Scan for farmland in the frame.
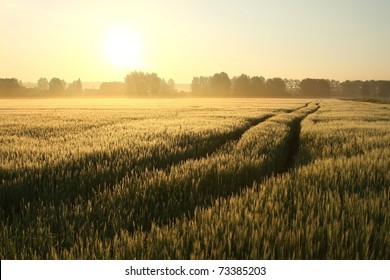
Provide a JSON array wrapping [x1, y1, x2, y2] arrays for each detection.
[[0, 98, 389, 259]]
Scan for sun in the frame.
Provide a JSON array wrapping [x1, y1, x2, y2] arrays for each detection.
[[104, 26, 142, 68]]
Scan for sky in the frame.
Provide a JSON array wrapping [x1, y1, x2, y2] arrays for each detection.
[[1, 0, 390, 84]]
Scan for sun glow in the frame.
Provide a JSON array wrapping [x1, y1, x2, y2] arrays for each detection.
[[104, 26, 143, 68]]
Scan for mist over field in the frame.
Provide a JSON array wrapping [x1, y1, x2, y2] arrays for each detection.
[[2, 72, 390, 99], [1, 0, 389, 261]]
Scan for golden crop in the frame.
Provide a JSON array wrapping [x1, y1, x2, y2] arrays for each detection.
[[0, 98, 388, 259]]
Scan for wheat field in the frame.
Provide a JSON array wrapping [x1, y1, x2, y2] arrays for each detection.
[[0, 98, 388, 259]]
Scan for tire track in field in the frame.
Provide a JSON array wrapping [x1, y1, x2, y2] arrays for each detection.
[[0, 102, 320, 256], [284, 102, 320, 171], [70, 102, 320, 238], [153, 102, 321, 229], [0, 108, 283, 215]]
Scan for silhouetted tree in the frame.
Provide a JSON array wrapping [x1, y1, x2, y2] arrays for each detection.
[[99, 82, 125, 96], [341, 80, 362, 96], [329, 79, 342, 96], [49, 78, 66, 94], [378, 80, 390, 98], [159, 79, 176, 96], [210, 72, 231, 96], [361, 81, 370, 97], [159, 79, 169, 96], [191, 77, 201, 94], [125, 71, 147, 96], [284, 79, 301, 96], [147, 73, 161, 96], [191, 76, 211, 96], [167, 79, 175, 93], [37, 77, 49, 91], [124, 71, 170, 97], [250, 76, 266, 96], [300, 79, 331, 97], [368, 80, 379, 97], [266, 78, 286, 96], [67, 79, 83, 94], [0, 78, 23, 96], [232, 74, 251, 96]]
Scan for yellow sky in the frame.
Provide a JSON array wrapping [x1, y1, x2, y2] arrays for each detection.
[[1, 0, 389, 83]]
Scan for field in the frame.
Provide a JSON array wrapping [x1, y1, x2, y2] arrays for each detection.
[[0, 98, 389, 259]]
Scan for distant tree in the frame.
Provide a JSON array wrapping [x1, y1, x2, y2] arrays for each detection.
[[159, 79, 169, 96], [147, 73, 161, 96], [378, 80, 390, 98], [210, 72, 231, 96], [318, 79, 331, 97], [329, 79, 342, 96], [368, 80, 379, 97], [191, 76, 211, 96], [99, 82, 126, 96], [191, 77, 200, 94], [361, 81, 370, 97], [250, 76, 266, 96], [341, 80, 362, 97], [159, 79, 177, 96], [67, 79, 83, 94], [37, 77, 49, 91], [300, 79, 331, 97], [49, 78, 66, 94], [124, 71, 168, 97], [284, 79, 301, 96], [125, 71, 147, 96], [0, 78, 24, 96], [266, 78, 286, 96], [232, 74, 251, 96], [167, 79, 175, 94]]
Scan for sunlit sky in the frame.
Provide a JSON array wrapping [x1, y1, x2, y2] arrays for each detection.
[[1, 0, 389, 83]]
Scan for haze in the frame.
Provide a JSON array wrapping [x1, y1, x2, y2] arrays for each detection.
[[1, 0, 389, 83]]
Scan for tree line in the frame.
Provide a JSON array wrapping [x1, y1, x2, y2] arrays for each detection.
[[192, 73, 288, 97], [0, 77, 82, 97], [191, 72, 390, 98], [0, 72, 177, 98], [100, 72, 176, 97], [1, 72, 389, 98]]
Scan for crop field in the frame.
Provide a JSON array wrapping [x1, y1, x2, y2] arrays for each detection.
[[0, 98, 389, 259]]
